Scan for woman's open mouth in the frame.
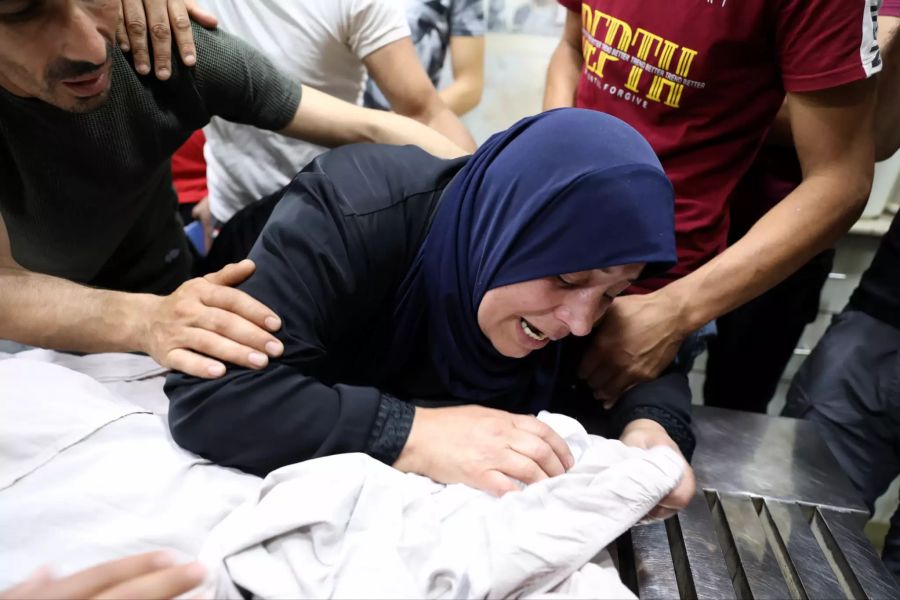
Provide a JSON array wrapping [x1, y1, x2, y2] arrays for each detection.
[[520, 318, 547, 342]]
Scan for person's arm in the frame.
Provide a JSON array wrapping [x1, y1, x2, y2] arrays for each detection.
[[580, 78, 877, 400], [117, 0, 466, 157], [876, 14, 900, 160], [768, 15, 900, 155], [363, 37, 476, 151], [280, 85, 467, 159], [439, 36, 485, 116], [0, 212, 283, 378], [177, 23, 467, 161], [543, 9, 582, 110]]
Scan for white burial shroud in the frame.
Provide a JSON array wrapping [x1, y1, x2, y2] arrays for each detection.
[[0, 354, 683, 599], [198, 412, 684, 599]]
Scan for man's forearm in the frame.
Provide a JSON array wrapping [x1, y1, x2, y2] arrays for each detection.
[[0, 267, 149, 353], [366, 108, 470, 158], [543, 41, 581, 110], [408, 100, 477, 151], [664, 75, 876, 333], [285, 86, 467, 159], [661, 173, 870, 333], [439, 78, 482, 117]]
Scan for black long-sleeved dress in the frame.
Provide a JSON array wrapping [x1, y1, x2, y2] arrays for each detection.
[[166, 144, 694, 476]]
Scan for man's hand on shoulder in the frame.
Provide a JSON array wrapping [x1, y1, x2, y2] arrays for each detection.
[[116, 0, 218, 80], [137, 260, 285, 378]]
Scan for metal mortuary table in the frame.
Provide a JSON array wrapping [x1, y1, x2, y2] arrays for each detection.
[[613, 406, 899, 599]]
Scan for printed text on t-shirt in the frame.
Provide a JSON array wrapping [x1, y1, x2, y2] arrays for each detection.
[[580, 6, 706, 109]]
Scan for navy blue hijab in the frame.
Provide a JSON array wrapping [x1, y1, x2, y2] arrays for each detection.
[[388, 108, 675, 410]]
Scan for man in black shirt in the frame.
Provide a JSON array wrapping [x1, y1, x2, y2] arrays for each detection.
[[0, 0, 463, 379], [784, 211, 900, 576], [781, 12, 900, 578]]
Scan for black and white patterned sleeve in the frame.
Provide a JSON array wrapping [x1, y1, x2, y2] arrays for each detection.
[[450, 0, 486, 37]]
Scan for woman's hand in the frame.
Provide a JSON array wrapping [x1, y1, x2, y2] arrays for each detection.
[[619, 418, 696, 519], [0, 551, 205, 600], [393, 405, 575, 496]]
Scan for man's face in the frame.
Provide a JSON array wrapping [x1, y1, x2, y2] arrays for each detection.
[[0, 0, 118, 112]]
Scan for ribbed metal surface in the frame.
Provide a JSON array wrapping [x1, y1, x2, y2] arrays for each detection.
[[619, 492, 898, 599], [613, 407, 899, 598]]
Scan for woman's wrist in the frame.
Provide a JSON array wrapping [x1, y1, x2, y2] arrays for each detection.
[[393, 406, 429, 474], [619, 418, 679, 453]]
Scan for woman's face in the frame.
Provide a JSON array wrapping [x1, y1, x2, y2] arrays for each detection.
[[476, 264, 644, 358]]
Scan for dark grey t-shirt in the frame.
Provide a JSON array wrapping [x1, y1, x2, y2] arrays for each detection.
[[0, 23, 301, 294]]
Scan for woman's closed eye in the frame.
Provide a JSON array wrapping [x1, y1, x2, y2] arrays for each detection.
[[556, 274, 576, 289]]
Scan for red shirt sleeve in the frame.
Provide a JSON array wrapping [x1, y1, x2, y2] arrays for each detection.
[[557, 0, 581, 13], [171, 130, 208, 205], [882, 0, 900, 18], [776, 0, 881, 92]]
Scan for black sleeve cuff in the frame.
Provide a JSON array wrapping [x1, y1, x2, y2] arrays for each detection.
[[617, 405, 696, 461], [364, 394, 415, 465]]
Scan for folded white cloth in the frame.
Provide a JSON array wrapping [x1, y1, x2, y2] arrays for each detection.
[[0, 349, 169, 413], [199, 412, 684, 599]]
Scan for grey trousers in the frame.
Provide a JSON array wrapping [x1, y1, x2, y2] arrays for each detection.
[[783, 309, 900, 578]]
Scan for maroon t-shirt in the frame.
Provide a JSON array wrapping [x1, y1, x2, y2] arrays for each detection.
[[559, 0, 882, 292], [732, 0, 900, 234]]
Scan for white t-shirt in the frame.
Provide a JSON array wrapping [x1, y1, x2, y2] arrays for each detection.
[[201, 0, 410, 222]]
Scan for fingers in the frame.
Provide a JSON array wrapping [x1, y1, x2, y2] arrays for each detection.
[[583, 362, 612, 395], [506, 429, 567, 478], [659, 465, 696, 512], [190, 197, 208, 221], [167, 0, 197, 68], [0, 566, 53, 600], [478, 470, 521, 497], [512, 414, 575, 470], [43, 551, 178, 599], [596, 371, 630, 408], [576, 337, 617, 400], [497, 450, 552, 487], [121, 0, 152, 76], [646, 505, 678, 520], [116, 8, 131, 52], [165, 348, 226, 379], [93, 562, 206, 600], [203, 259, 255, 287], [576, 337, 604, 380], [170, 323, 275, 371], [184, 0, 219, 28], [121, 0, 176, 79], [644, 457, 696, 521], [144, 0, 174, 80], [197, 305, 281, 356], [200, 266, 283, 334]]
